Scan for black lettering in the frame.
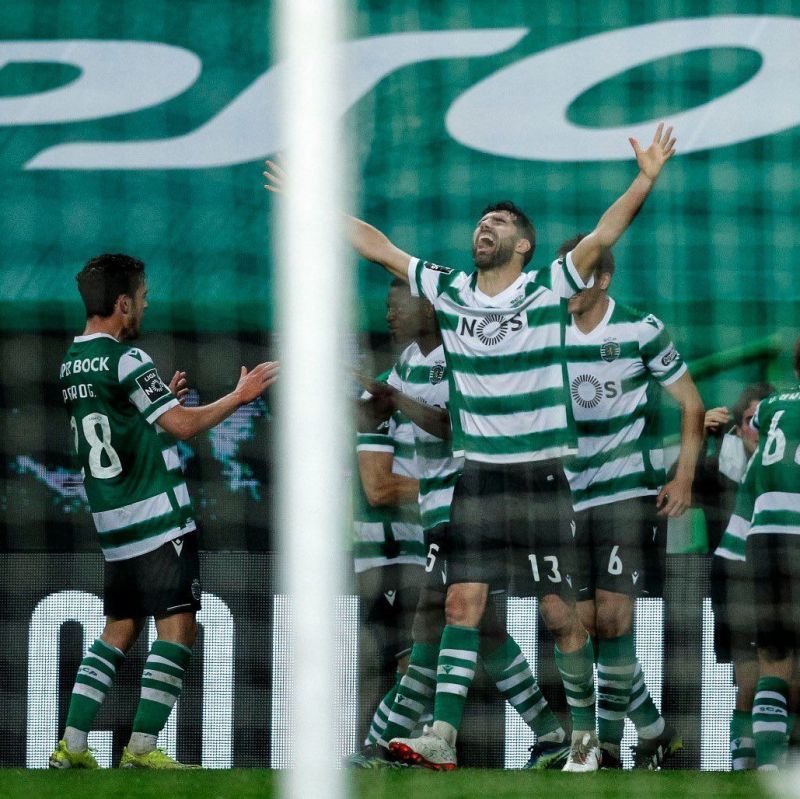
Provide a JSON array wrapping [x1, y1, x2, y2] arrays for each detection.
[[509, 313, 524, 331], [459, 317, 477, 337], [604, 381, 619, 398]]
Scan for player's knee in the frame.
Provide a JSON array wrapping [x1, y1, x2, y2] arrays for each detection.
[[445, 584, 484, 627], [595, 592, 633, 639], [539, 594, 580, 640]]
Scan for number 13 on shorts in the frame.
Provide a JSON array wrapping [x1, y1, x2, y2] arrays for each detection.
[[528, 553, 562, 583]]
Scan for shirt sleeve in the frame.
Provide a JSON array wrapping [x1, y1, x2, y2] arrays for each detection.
[[533, 251, 595, 299], [639, 314, 687, 386], [117, 348, 179, 425], [408, 256, 460, 302]]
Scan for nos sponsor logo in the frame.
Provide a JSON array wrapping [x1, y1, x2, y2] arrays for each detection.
[[459, 313, 523, 346], [135, 369, 169, 402]]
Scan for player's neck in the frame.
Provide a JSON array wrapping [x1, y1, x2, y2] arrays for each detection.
[[572, 295, 609, 334], [417, 330, 442, 357], [475, 261, 521, 297], [83, 315, 124, 341]]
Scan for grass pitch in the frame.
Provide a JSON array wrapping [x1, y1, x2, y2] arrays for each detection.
[[0, 768, 776, 799]]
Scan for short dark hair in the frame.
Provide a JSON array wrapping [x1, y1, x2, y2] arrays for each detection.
[[481, 201, 536, 266], [732, 382, 774, 427], [557, 233, 615, 279], [76, 253, 145, 318]]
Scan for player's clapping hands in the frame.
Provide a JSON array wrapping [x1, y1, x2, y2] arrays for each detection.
[[168, 370, 190, 405]]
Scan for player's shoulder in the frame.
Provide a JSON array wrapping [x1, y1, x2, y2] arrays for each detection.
[[117, 345, 155, 382], [613, 302, 662, 328]]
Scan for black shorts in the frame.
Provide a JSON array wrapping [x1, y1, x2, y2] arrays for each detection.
[[104, 533, 201, 619], [573, 496, 666, 600], [710, 554, 757, 664], [356, 562, 423, 663], [748, 533, 800, 658], [447, 459, 576, 599]]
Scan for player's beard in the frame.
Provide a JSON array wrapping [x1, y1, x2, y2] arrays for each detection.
[[472, 236, 516, 271]]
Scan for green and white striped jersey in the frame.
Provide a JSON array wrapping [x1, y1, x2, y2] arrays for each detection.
[[387, 343, 463, 531], [715, 453, 756, 562], [747, 386, 800, 539], [408, 252, 590, 464], [563, 300, 686, 511], [59, 333, 195, 561], [353, 373, 424, 573]]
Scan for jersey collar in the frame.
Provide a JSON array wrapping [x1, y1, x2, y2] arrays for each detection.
[[73, 332, 119, 343], [569, 297, 615, 341]]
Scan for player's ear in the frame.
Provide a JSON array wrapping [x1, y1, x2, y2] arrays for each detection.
[[117, 294, 131, 314], [515, 237, 532, 258]]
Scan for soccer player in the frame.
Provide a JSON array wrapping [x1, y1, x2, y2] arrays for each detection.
[[352, 281, 426, 754], [49, 254, 278, 769], [706, 384, 773, 769], [362, 284, 570, 770], [746, 341, 800, 770], [267, 121, 678, 771], [560, 236, 704, 768]]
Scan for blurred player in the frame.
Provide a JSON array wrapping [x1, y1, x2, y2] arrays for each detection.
[[363, 284, 570, 770], [560, 236, 704, 768], [351, 282, 425, 757], [705, 384, 773, 769], [50, 254, 278, 769], [746, 341, 800, 770], [267, 122, 678, 771]]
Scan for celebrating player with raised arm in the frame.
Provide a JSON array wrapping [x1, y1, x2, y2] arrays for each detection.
[[265, 122, 676, 772], [50, 254, 278, 770]]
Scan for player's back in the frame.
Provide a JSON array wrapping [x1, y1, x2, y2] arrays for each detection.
[[60, 332, 194, 561], [752, 385, 800, 501]]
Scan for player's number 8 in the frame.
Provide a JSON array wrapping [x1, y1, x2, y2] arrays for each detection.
[[71, 413, 123, 479]]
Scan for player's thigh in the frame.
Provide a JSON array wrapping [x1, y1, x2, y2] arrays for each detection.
[[711, 555, 757, 666]]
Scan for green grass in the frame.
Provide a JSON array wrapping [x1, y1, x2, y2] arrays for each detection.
[[0, 769, 777, 799]]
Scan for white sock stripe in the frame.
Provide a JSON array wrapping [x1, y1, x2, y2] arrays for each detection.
[[387, 708, 419, 726], [732, 757, 757, 770], [402, 676, 435, 696], [409, 665, 437, 679], [437, 683, 469, 697], [78, 665, 113, 687], [143, 669, 183, 689], [755, 691, 789, 704], [439, 647, 478, 664], [394, 696, 427, 715], [734, 737, 755, 747], [495, 669, 532, 693], [753, 721, 787, 734], [598, 708, 627, 721], [140, 686, 179, 708], [146, 654, 185, 671], [632, 663, 643, 678], [437, 664, 475, 681], [627, 691, 648, 713], [504, 653, 526, 670], [521, 696, 548, 723], [637, 717, 666, 739], [87, 653, 116, 673], [566, 695, 596, 707], [630, 675, 645, 692], [507, 683, 539, 708], [562, 680, 592, 694], [72, 682, 106, 703], [597, 663, 636, 676]]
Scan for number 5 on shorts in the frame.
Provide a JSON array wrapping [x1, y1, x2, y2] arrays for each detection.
[[426, 543, 440, 573]]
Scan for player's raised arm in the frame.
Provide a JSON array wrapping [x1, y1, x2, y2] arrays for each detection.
[[158, 362, 279, 440], [571, 123, 676, 281], [264, 159, 411, 280]]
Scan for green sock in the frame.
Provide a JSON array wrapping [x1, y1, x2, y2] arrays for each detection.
[[555, 635, 595, 734], [628, 660, 665, 739], [365, 672, 402, 746], [753, 676, 789, 770], [381, 643, 438, 743], [597, 635, 636, 748], [483, 635, 564, 741], [131, 640, 192, 741], [64, 638, 125, 750], [731, 708, 755, 770], [433, 625, 479, 732]]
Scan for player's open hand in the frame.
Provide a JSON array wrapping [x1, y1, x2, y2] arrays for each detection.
[[234, 362, 280, 405], [656, 474, 692, 518], [168, 370, 190, 405], [263, 159, 285, 195], [629, 123, 676, 181]]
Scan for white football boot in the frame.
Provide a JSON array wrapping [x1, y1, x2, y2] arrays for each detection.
[[562, 732, 602, 772], [389, 725, 457, 771]]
